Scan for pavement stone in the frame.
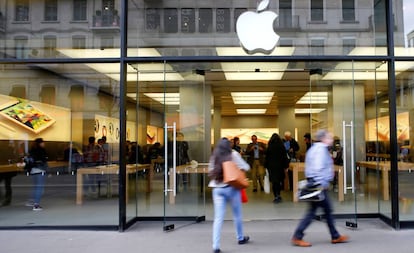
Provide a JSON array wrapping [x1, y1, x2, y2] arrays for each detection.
[[0, 219, 413, 253]]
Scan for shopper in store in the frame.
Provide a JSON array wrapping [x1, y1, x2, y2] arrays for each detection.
[[176, 132, 190, 166], [304, 132, 312, 152], [208, 138, 250, 253], [291, 130, 349, 247], [246, 135, 266, 192], [27, 138, 48, 211], [265, 133, 289, 203], [283, 131, 300, 190], [231, 137, 243, 154], [82, 136, 101, 195], [176, 132, 190, 190]]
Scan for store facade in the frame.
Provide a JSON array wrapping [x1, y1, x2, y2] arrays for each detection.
[[0, 0, 414, 231]]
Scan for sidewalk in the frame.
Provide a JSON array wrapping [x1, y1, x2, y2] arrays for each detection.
[[1, 219, 413, 253]]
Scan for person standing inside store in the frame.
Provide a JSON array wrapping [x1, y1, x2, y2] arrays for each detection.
[[208, 138, 250, 253], [232, 137, 243, 154], [28, 138, 48, 211], [291, 130, 349, 247], [176, 132, 190, 190], [246, 135, 266, 192], [304, 132, 312, 152], [283, 131, 300, 190], [176, 132, 190, 165], [265, 133, 289, 203], [283, 131, 300, 161]]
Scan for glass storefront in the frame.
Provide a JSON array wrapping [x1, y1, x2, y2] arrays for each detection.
[[0, 0, 413, 230]]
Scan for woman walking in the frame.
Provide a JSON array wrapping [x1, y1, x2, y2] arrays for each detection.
[[265, 133, 289, 203], [208, 138, 250, 253]]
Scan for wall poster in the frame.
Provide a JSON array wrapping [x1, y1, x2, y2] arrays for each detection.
[[221, 128, 278, 144]]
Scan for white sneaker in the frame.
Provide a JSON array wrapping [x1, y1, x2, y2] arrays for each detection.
[[32, 204, 43, 211]]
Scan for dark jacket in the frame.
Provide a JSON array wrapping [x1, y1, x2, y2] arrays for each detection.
[[29, 146, 48, 170], [283, 138, 300, 161], [265, 135, 289, 182]]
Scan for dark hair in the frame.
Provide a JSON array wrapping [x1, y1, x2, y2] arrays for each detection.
[[35, 138, 44, 144], [88, 136, 95, 144], [268, 133, 282, 146], [233, 137, 240, 146], [209, 138, 232, 182]]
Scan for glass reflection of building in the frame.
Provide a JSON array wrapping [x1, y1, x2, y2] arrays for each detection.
[[0, 0, 413, 231]]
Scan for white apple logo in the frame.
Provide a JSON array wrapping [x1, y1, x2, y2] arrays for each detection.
[[236, 0, 280, 54]]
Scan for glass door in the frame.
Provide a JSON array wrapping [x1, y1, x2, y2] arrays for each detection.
[[162, 62, 208, 230], [309, 61, 382, 227], [126, 62, 207, 230]]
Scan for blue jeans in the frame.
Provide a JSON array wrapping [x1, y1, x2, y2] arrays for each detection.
[[212, 186, 244, 250], [32, 173, 46, 205], [293, 190, 340, 240]]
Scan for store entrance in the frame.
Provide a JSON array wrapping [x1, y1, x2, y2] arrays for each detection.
[[127, 60, 386, 226]]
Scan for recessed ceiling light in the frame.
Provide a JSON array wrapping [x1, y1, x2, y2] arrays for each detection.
[[296, 92, 328, 104], [295, 108, 326, 114], [141, 93, 180, 105], [236, 109, 267, 114], [231, 92, 274, 104]]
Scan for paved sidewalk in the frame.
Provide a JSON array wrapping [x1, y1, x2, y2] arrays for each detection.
[[1, 219, 414, 253]]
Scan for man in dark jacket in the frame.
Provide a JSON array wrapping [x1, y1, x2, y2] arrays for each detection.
[[246, 135, 266, 192]]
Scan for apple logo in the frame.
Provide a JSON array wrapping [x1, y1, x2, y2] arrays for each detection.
[[236, 0, 280, 54]]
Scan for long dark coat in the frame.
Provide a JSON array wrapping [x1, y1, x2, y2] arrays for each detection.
[[265, 138, 289, 182]]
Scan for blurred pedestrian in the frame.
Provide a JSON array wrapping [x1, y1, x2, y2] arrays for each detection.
[[291, 130, 349, 247]]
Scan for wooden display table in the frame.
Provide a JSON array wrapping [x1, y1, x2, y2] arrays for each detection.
[[289, 162, 344, 202], [356, 161, 414, 201], [0, 161, 68, 174], [168, 163, 209, 204], [76, 163, 151, 205]]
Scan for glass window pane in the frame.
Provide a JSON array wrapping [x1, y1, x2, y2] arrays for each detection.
[[73, 0, 87, 21], [0, 63, 120, 226], [126, 0, 388, 57], [72, 36, 86, 49], [342, 0, 355, 21], [342, 38, 356, 55], [164, 8, 178, 33], [279, 0, 293, 28], [310, 39, 324, 55], [44, 0, 58, 21], [14, 37, 29, 59], [234, 8, 246, 31], [44, 36, 57, 57], [145, 8, 160, 31], [311, 0, 323, 21], [181, 8, 195, 33], [15, 0, 29, 21], [216, 8, 230, 33], [199, 8, 212, 33]]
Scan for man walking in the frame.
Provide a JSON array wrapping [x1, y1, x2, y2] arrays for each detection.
[[291, 129, 349, 247]]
